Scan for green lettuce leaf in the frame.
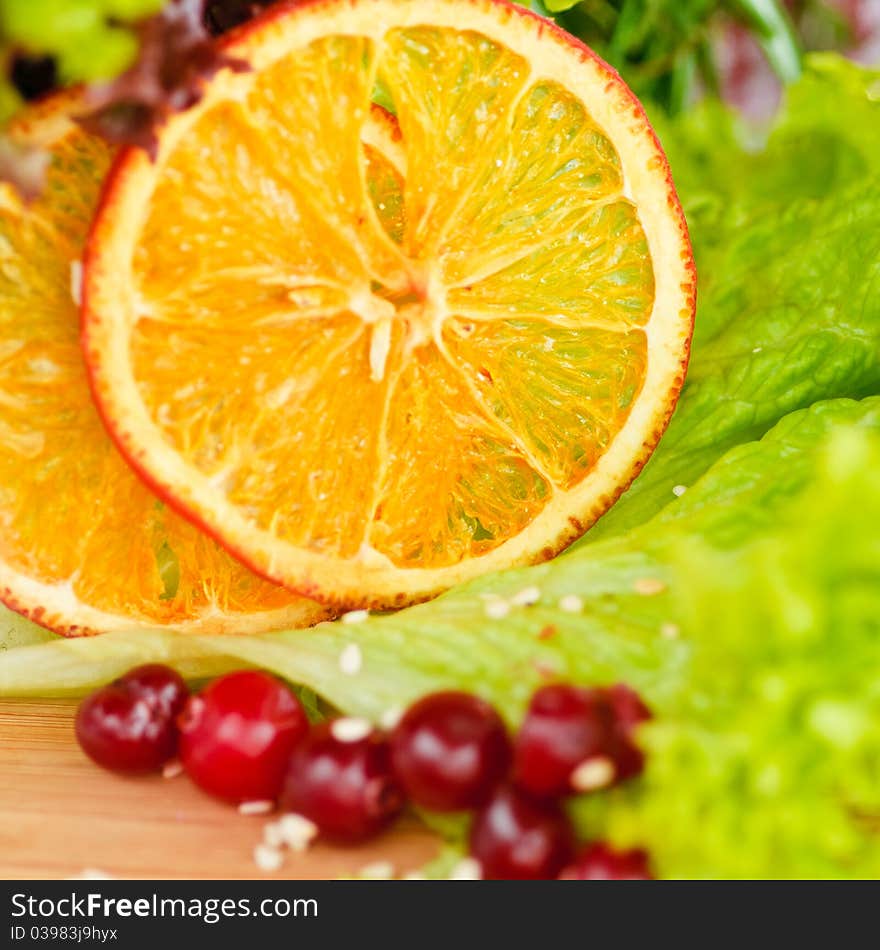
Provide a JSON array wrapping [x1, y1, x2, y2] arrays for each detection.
[[581, 57, 880, 543], [576, 425, 880, 878]]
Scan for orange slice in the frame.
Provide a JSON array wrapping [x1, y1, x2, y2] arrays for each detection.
[[0, 95, 403, 635], [84, 0, 695, 609]]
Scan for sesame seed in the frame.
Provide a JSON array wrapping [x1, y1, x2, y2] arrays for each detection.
[[661, 622, 680, 640], [263, 821, 285, 849], [239, 799, 274, 817], [558, 594, 583, 613], [161, 759, 183, 779], [339, 642, 363, 675], [277, 813, 319, 852], [69, 260, 83, 307], [752, 346, 763, 353], [331, 716, 373, 743], [448, 857, 482, 880], [570, 756, 616, 792], [341, 609, 369, 625], [484, 598, 510, 619], [672, 484, 687, 497], [634, 577, 667, 596], [360, 860, 395, 880], [254, 843, 284, 873], [379, 705, 404, 730], [511, 585, 541, 607]]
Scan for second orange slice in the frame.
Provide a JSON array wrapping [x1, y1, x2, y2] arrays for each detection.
[[0, 96, 402, 634]]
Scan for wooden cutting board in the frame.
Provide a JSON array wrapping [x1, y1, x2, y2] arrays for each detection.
[[0, 699, 439, 880]]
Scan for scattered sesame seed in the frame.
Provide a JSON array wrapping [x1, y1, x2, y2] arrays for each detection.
[[661, 622, 681, 640], [380, 705, 404, 730], [341, 609, 369, 625], [263, 821, 285, 849], [331, 716, 373, 743], [238, 799, 274, 817], [484, 598, 511, 619], [254, 843, 284, 873], [558, 594, 583, 613], [752, 346, 763, 353], [277, 813, 319, 852], [634, 577, 667, 596], [69, 260, 83, 307], [339, 642, 363, 675], [570, 756, 616, 792], [161, 759, 183, 779], [448, 857, 482, 880], [360, 860, 395, 880], [672, 484, 687, 497], [511, 585, 541, 607]]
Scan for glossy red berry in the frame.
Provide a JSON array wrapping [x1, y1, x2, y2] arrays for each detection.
[[75, 664, 188, 773], [608, 683, 652, 732], [389, 691, 510, 811], [512, 683, 650, 798], [280, 720, 404, 842], [178, 670, 308, 803], [118, 663, 189, 718], [470, 784, 574, 880], [559, 842, 654, 880], [607, 683, 652, 782]]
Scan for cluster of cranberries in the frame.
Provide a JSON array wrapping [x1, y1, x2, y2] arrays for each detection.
[[75, 666, 653, 880]]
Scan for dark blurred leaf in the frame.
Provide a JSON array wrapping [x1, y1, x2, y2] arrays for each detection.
[[77, 0, 248, 156]]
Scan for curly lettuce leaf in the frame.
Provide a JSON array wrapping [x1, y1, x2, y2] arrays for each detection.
[[582, 57, 880, 543], [576, 426, 880, 878]]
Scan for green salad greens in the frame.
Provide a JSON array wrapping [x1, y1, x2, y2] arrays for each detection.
[[2, 54, 880, 878], [0, 0, 163, 116]]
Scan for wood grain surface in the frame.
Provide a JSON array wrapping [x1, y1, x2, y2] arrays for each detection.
[[0, 700, 439, 880]]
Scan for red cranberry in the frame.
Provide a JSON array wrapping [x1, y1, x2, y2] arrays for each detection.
[[178, 670, 308, 803], [280, 720, 404, 842], [608, 683, 652, 731], [75, 664, 188, 773], [389, 691, 510, 811], [512, 683, 650, 798], [559, 842, 654, 880], [470, 784, 574, 880], [118, 663, 189, 718], [607, 683, 651, 781]]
